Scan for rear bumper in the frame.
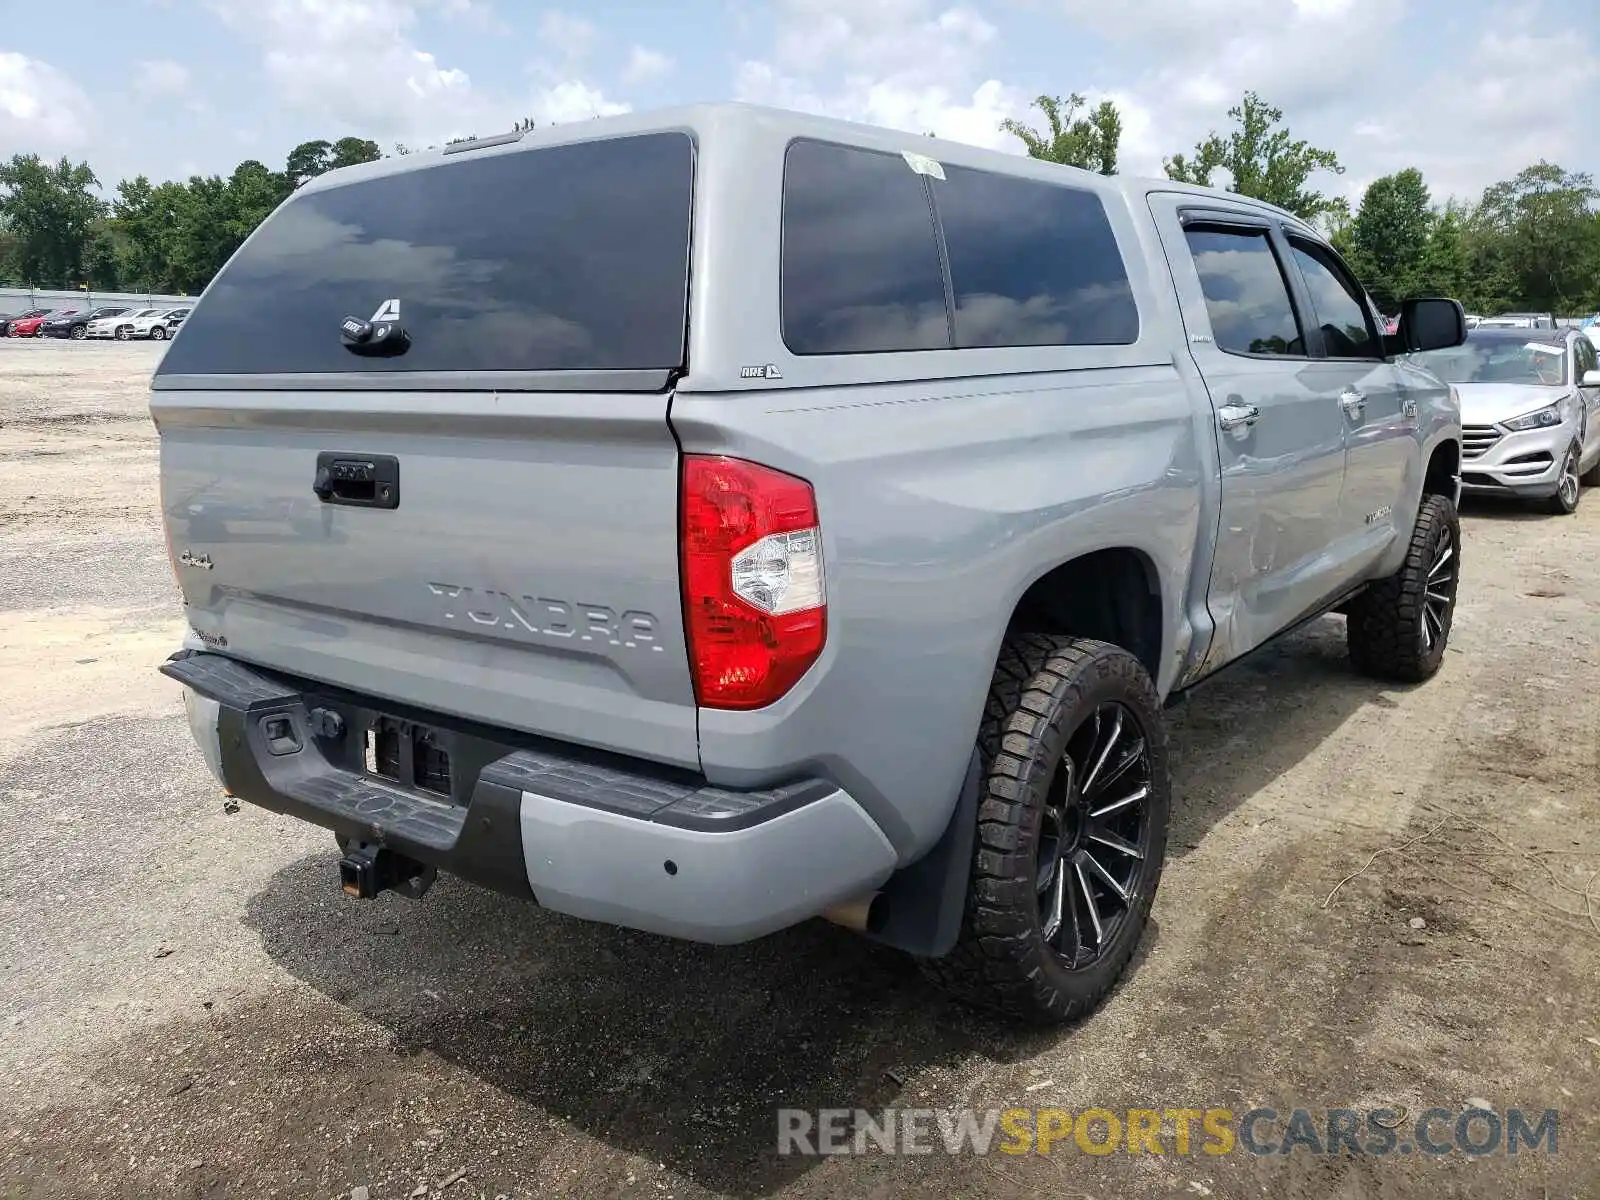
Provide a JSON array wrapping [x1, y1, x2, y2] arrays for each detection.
[[163, 649, 896, 943]]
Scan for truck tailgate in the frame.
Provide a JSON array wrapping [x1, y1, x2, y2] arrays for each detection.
[[152, 388, 698, 767]]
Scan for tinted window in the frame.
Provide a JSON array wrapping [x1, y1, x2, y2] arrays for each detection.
[[1184, 227, 1305, 356], [934, 166, 1137, 347], [781, 140, 950, 355], [158, 132, 694, 377], [1288, 240, 1380, 359], [1576, 335, 1596, 379]]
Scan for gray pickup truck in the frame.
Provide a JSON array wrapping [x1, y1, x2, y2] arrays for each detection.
[[152, 104, 1468, 1024]]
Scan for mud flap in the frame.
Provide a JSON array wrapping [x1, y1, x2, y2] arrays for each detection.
[[862, 747, 982, 958]]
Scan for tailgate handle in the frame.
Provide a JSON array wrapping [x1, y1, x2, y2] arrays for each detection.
[[313, 452, 400, 509]]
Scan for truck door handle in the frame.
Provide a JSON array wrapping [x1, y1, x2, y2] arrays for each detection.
[[1340, 389, 1366, 416], [1217, 403, 1260, 431], [313, 451, 400, 509]]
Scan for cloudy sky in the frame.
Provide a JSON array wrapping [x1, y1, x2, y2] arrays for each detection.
[[2, 0, 1595, 208]]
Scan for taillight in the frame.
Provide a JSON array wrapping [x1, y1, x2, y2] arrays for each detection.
[[681, 455, 827, 710]]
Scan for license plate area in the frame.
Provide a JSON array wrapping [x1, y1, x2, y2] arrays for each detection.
[[364, 716, 453, 798]]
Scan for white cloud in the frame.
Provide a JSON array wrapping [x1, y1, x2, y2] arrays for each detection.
[[1386, 28, 1600, 202], [424, 0, 506, 30], [206, 0, 482, 141], [0, 52, 96, 157], [623, 46, 672, 85], [206, 0, 627, 147], [736, 0, 1027, 150], [135, 59, 190, 96], [528, 80, 629, 124], [1057, 0, 1597, 200], [537, 11, 597, 62]]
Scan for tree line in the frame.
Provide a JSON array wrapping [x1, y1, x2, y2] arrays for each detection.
[[2, 93, 1596, 317], [1001, 90, 1600, 317]]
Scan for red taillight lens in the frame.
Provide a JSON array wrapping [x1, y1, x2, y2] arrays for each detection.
[[681, 455, 827, 710]]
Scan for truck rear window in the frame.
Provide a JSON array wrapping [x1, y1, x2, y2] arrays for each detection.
[[156, 131, 694, 379]]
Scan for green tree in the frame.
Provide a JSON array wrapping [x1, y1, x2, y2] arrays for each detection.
[[83, 220, 124, 290], [1346, 168, 1434, 308], [1000, 94, 1121, 174], [0, 154, 108, 287], [330, 137, 382, 170], [1471, 162, 1600, 314], [1163, 91, 1345, 223], [224, 159, 290, 241], [1413, 206, 1469, 304], [166, 174, 234, 291], [284, 139, 334, 188]]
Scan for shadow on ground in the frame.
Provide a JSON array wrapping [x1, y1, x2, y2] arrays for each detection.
[[244, 618, 1392, 1197], [1457, 494, 1558, 522]]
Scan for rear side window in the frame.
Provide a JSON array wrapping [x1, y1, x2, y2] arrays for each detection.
[[933, 166, 1138, 348], [1184, 226, 1305, 357], [781, 140, 950, 355], [1287, 239, 1380, 359], [157, 132, 694, 377]]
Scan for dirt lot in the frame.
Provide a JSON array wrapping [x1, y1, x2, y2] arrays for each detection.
[[0, 338, 1596, 1200]]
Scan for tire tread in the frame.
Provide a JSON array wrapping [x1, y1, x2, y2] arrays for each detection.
[[920, 633, 1168, 1024], [1346, 493, 1459, 683]]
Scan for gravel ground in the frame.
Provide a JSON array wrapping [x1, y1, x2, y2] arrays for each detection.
[[1, 338, 1597, 1200]]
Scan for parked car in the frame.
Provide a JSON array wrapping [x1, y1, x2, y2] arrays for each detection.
[[109, 307, 189, 340], [148, 307, 190, 340], [8, 310, 70, 337], [151, 104, 1468, 1025], [86, 308, 157, 339], [0, 308, 49, 337], [41, 306, 128, 339], [1411, 325, 1600, 513], [1476, 312, 1557, 330]]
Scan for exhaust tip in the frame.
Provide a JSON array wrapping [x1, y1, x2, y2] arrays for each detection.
[[822, 891, 887, 937]]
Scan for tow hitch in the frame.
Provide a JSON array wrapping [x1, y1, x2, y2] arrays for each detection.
[[338, 840, 437, 900]]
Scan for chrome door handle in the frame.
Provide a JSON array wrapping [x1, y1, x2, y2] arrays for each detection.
[[1340, 389, 1366, 416], [1217, 403, 1260, 431]]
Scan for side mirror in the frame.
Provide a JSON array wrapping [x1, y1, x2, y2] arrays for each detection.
[[1583, 369, 1600, 387], [1394, 297, 1468, 353]]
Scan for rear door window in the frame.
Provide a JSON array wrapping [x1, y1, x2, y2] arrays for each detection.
[[932, 166, 1138, 348], [157, 131, 695, 378], [1286, 238, 1382, 359], [781, 140, 951, 355], [1183, 226, 1306, 357]]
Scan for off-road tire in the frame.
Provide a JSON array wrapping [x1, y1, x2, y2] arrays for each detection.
[[920, 634, 1170, 1025], [1347, 493, 1460, 683]]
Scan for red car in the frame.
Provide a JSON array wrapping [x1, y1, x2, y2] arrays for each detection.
[[9, 310, 72, 337]]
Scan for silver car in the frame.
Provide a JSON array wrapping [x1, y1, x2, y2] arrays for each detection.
[[1412, 326, 1600, 513]]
